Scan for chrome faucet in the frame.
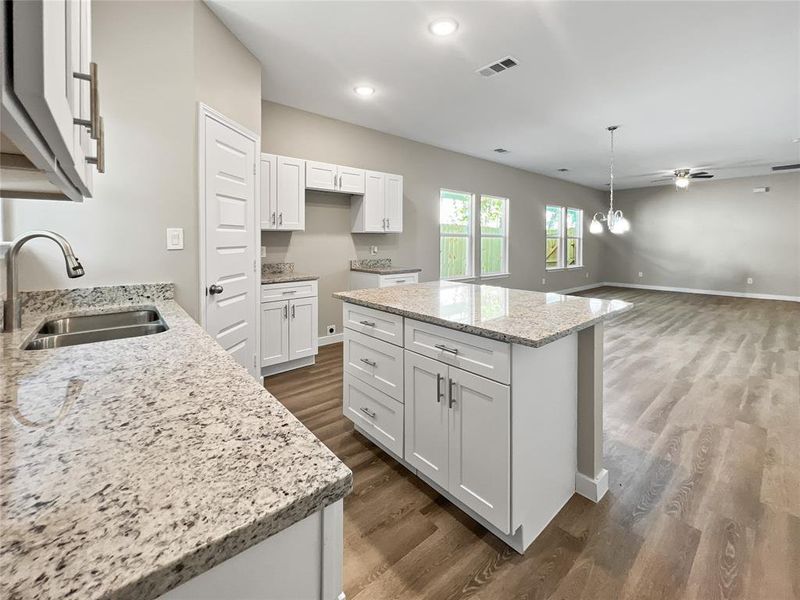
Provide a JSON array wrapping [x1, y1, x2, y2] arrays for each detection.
[[3, 231, 85, 332]]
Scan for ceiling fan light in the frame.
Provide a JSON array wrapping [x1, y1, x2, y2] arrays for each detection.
[[675, 176, 690, 189], [589, 217, 604, 234], [619, 217, 631, 232]]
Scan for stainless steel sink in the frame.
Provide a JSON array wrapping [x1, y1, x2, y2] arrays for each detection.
[[24, 309, 168, 350]]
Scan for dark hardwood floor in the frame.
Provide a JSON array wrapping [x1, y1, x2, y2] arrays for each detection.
[[265, 287, 800, 600]]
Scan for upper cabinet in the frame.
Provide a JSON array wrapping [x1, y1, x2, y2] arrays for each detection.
[[306, 161, 365, 195], [1, 0, 104, 202], [261, 154, 305, 231], [352, 171, 404, 233], [261, 153, 402, 233]]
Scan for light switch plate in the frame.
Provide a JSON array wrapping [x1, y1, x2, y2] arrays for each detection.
[[166, 228, 184, 250]]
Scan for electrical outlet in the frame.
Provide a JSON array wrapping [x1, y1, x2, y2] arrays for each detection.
[[370, 245, 378, 255], [747, 277, 753, 285], [585, 272, 590, 279], [260, 246, 266, 258], [327, 325, 336, 335], [166, 228, 184, 250], [638, 271, 643, 278], [541, 277, 546, 285]]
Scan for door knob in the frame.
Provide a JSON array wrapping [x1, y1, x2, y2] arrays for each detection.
[[208, 284, 224, 295]]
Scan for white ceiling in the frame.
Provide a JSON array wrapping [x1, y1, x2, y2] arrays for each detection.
[[206, 1, 800, 190]]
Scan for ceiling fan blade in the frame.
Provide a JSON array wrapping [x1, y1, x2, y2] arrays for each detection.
[[690, 174, 714, 179]]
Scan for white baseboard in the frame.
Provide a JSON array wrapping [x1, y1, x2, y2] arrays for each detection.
[[575, 469, 609, 502], [556, 282, 606, 294], [603, 281, 800, 303], [319, 333, 343, 346]]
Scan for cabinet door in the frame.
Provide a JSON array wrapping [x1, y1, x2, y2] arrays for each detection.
[[338, 166, 365, 194], [13, 0, 87, 193], [260, 154, 277, 229], [384, 173, 403, 232], [448, 366, 510, 533], [289, 296, 318, 360], [363, 171, 386, 232], [261, 301, 289, 367], [305, 160, 337, 191], [276, 156, 305, 230], [404, 351, 449, 488]]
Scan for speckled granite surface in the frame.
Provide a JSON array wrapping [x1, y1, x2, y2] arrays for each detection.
[[334, 280, 633, 348], [1, 284, 351, 600], [350, 258, 421, 275], [261, 262, 318, 284]]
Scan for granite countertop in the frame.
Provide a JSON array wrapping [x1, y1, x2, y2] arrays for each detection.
[[333, 280, 633, 348], [0, 284, 352, 600], [349, 258, 421, 275], [262, 272, 319, 284]]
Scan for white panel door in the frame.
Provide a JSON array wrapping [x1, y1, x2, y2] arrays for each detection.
[[363, 171, 386, 232], [338, 166, 365, 194], [289, 296, 318, 360], [203, 115, 258, 376], [448, 366, 510, 532], [261, 301, 289, 367], [404, 351, 449, 488], [305, 160, 337, 191], [384, 173, 403, 232], [277, 156, 305, 230], [260, 153, 277, 229]]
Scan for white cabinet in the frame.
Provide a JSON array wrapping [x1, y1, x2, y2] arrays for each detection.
[[349, 270, 419, 291], [288, 296, 318, 360], [344, 329, 404, 401], [351, 171, 403, 233], [261, 282, 318, 374], [404, 351, 510, 532], [2, 0, 101, 201], [261, 300, 289, 367], [306, 161, 365, 195], [261, 154, 305, 231]]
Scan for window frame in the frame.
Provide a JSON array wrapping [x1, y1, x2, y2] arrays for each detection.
[[479, 194, 510, 278], [545, 205, 584, 271], [439, 188, 475, 280]]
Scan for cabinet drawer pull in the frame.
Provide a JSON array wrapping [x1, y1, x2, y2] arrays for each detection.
[[283, 290, 297, 294], [360, 357, 377, 367], [436, 373, 444, 403], [359, 407, 377, 419], [448, 378, 457, 408], [359, 320, 376, 327], [435, 343, 459, 355]]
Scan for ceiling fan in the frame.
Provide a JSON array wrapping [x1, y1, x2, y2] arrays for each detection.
[[652, 168, 715, 189]]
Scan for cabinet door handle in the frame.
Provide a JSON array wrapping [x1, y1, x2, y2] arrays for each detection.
[[338, 174, 342, 189], [448, 378, 456, 408], [435, 343, 459, 355], [359, 320, 376, 327], [386, 218, 390, 230], [360, 407, 377, 419], [291, 304, 296, 318], [86, 116, 105, 173], [283, 305, 288, 319], [73, 62, 99, 138], [360, 357, 377, 367], [271, 212, 276, 225], [279, 213, 283, 226], [436, 373, 444, 403]]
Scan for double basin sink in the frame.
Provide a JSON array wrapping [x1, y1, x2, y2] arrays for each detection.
[[24, 308, 168, 350]]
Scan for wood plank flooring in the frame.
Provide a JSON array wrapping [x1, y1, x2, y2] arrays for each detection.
[[265, 287, 800, 600]]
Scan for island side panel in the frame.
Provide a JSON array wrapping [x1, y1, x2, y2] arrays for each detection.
[[576, 322, 609, 501]]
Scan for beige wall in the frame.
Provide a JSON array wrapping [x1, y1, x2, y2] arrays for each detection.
[[261, 101, 608, 338], [2, 0, 260, 320], [603, 172, 800, 298]]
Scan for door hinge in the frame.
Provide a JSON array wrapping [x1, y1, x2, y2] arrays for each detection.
[[253, 354, 257, 368]]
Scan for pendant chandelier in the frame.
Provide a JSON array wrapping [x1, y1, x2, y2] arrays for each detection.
[[590, 125, 630, 235]]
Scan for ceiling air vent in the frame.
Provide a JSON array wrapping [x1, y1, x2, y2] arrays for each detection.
[[772, 163, 800, 172], [477, 56, 519, 78], [494, 148, 509, 154]]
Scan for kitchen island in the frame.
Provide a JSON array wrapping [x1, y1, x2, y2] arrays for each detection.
[[333, 280, 631, 553], [1, 284, 351, 600]]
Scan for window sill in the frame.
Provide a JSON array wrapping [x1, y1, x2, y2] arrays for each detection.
[[479, 272, 511, 281], [546, 266, 584, 272]]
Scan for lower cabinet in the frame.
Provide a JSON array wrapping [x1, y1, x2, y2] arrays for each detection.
[[261, 300, 289, 366], [404, 350, 510, 532], [344, 373, 404, 459], [261, 282, 318, 373], [288, 296, 318, 360]]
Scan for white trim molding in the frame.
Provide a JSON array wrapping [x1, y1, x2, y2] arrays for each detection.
[[575, 469, 609, 502], [319, 332, 343, 346], [603, 282, 800, 303], [556, 283, 606, 294]]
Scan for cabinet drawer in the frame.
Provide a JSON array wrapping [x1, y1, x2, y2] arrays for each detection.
[[379, 273, 418, 287], [344, 330, 404, 401], [343, 302, 403, 346], [261, 280, 318, 302], [404, 319, 510, 384], [344, 373, 403, 459]]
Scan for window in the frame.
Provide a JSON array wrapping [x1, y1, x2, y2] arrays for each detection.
[[440, 189, 474, 279], [440, 190, 510, 280], [480, 195, 509, 276], [545, 206, 583, 269]]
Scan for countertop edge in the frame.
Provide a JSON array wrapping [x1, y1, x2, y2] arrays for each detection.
[[350, 267, 423, 275], [332, 292, 634, 348], [261, 274, 320, 284]]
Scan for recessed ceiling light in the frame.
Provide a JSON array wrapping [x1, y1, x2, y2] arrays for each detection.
[[493, 148, 509, 154], [793, 137, 800, 143], [557, 168, 569, 172], [429, 18, 458, 37], [353, 86, 375, 97]]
